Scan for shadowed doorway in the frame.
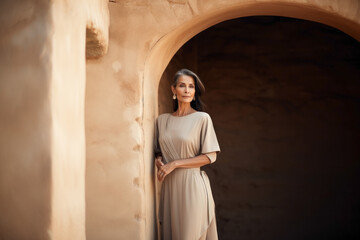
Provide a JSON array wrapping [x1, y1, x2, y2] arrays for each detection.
[[158, 16, 360, 240]]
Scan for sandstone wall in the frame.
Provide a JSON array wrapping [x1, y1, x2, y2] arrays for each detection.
[[0, 1, 52, 238], [85, 1, 360, 239], [0, 0, 108, 239]]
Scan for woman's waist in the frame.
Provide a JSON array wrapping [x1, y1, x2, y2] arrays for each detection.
[[163, 153, 198, 163], [173, 167, 200, 173]]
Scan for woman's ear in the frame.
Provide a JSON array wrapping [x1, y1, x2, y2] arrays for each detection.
[[171, 85, 175, 95]]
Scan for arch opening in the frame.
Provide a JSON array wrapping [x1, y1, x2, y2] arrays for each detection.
[[158, 16, 360, 240], [143, 1, 360, 95], [143, 2, 360, 239]]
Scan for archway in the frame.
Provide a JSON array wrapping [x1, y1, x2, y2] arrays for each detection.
[[143, 1, 360, 239], [143, 1, 360, 96], [158, 16, 360, 239]]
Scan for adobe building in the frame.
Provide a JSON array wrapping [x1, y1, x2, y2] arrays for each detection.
[[1, 0, 360, 239]]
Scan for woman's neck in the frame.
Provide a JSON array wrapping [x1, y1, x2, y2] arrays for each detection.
[[175, 103, 195, 116]]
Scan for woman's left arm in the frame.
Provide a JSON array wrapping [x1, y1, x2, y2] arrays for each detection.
[[157, 153, 215, 182]]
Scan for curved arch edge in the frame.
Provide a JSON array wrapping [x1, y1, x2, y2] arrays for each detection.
[[144, 1, 360, 91]]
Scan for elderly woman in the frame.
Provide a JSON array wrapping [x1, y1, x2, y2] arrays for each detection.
[[154, 69, 220, 240]]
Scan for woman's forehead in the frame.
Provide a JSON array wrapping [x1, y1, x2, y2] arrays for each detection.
[[177, 75, 195, 84]]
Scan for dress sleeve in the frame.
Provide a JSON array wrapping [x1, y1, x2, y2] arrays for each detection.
[[205, 152, 217, 163], [154, 117, 161, 157], [200, 114, 220, 163]]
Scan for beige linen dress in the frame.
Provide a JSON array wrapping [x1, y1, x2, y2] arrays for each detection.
[[155, 111, 220, 240]]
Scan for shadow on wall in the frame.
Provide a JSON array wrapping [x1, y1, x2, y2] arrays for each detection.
[[159, 16, 360, 240]]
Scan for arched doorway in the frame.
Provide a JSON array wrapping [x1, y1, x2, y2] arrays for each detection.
[[158, 16, 360, 239], [142, 1, 360, 239]]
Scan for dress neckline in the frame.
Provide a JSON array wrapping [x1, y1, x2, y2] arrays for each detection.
[[169, 111, 199, 118]]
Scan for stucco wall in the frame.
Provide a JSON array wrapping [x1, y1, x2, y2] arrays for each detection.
[[159, 16, 360, 239], [0, 0, 108, 239], [83, 0, 360, 240], [0, 1, 52, 238]]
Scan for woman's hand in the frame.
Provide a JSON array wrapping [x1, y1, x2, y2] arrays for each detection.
[[157, 161, 176, 182], [155, 156, 164, 171]]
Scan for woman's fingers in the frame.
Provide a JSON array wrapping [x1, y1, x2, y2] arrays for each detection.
[[157, 170, 166, 181], [155, 158, 160, 168], [159, 171, 168, 182], [155, 158, 164, 169], [157, 167, 165, 181], [157, 164, 164, 181], [157, 159, 164, 166], [157, 163, 174, 182], [157, 167, 163, 181]]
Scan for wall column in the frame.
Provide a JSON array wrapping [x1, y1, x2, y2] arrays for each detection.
[[0, 1, 108, 239]]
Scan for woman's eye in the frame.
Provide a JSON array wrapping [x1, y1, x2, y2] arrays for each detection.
[[178, 84, 194, 88]]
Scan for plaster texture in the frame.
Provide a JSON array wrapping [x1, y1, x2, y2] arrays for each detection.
[[88, 0, 360, 239], [0, 0, 108, 239], [87, 0, 360, 239]]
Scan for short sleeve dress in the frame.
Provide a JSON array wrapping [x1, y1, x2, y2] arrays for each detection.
[[154, 111, 221, 240]]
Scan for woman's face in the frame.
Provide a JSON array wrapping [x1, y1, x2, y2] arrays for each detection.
[[172, 75, 195, 104]]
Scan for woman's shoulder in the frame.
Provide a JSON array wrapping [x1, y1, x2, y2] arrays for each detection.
[[185, 111, 213, 124], [195, 111, 212, 120], [156, 113, 171, 122], [157, 113, 171, 118], [196, 111, 210, 117]]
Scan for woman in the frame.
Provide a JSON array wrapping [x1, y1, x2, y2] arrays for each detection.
[[154, 69, 220, 240]]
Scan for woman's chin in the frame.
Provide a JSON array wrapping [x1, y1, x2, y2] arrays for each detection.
[[178, 99, 193, 103]]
